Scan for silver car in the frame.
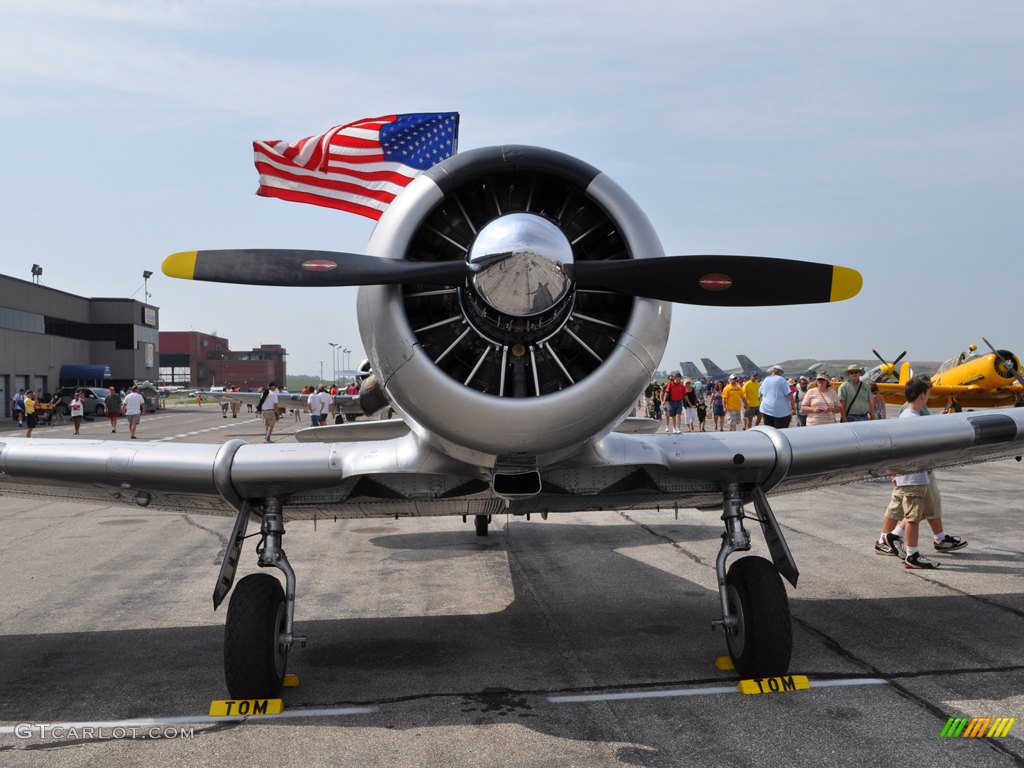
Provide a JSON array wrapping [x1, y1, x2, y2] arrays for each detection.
[[60, 387, 111, 417]]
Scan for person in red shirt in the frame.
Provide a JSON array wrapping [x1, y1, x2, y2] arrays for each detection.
[[663, 373, 686, 434]]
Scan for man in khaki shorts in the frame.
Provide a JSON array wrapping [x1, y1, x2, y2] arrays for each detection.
[[722, 374, 744, 432], [873, 376, 967, 569], [122, 385, 146, 440], [259, 382, 282, 443]]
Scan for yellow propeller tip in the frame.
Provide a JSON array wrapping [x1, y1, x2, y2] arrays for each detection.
[[830, 266, 863, 302], [163, 251, 198, 280]]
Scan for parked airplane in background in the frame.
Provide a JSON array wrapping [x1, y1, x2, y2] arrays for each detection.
[[4, 145, 1022, 704], [736, 355, 821, 381], [679, 361, 705, 380], [700, 357, 735, 381], [205, 387, 365, 422], [195, 365, 374, 424], [868, 349, 908, 382], [874, 339, 1024, 409]]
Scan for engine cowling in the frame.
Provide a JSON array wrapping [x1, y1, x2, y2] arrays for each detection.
[[357, 146, 669, 460], [992, 349, 1022, 381]]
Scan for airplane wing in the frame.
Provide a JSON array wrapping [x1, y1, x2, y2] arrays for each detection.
[[3, 410, 1021, 519], [293, 419, 412, 443], [875, 381, 1024, 408], [199, 389, 364, 417]]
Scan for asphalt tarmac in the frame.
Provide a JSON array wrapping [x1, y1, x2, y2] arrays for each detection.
[[1, 406, 1023, 766]]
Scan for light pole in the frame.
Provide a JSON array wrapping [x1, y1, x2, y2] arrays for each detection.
[[319, 361, 323, 383], [343, 347, 351, 370], [142, 270, 153, 303], [328, 342, 339, 385]]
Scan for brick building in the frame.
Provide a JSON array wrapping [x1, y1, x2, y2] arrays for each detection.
[[158, 331, 286, 391]]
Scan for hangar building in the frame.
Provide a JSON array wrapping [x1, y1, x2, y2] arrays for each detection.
[[0, 272, 159, 417]]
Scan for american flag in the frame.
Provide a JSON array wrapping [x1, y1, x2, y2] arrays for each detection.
[[253, 112, 459, 220]]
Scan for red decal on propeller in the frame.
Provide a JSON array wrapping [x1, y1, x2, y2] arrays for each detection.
[[302, 260, 338, 271], [699, 273, 732, 291]]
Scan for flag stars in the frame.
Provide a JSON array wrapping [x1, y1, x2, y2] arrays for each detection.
[[380, 113, 458, 170]]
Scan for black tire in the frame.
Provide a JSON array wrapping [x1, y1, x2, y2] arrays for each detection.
[[724, 556, 792, 678], [96, 404, 105, 416], [474, 514, 490, 537], [224, 573, 288, 699]]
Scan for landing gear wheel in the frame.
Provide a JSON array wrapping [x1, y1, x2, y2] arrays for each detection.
[[224, 573, 288, 699], [474, 514, 490, 537], [724, 556, 792, 678]]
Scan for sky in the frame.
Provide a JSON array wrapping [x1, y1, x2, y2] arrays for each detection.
[[2, 0, 1022, 378]]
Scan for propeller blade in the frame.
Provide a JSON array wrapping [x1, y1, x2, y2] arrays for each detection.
[[870, 349, 905, 381], [163, 249, 470, 288], [981, 337, 1024, 389], [571, 255, 861, 307]]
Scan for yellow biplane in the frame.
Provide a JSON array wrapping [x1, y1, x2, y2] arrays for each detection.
[[874, 339, 1024, 410]]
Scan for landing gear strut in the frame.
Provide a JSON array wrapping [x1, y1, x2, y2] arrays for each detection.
[[711, 483, 797, 678], [218, 498, 305, 699]]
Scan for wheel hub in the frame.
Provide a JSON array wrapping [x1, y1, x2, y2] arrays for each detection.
[[725, 584, 746, 658]]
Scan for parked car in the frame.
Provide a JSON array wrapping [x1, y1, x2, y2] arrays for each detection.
[[59, 386, 110, 417]]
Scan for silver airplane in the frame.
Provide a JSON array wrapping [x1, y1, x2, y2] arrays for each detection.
[[2, 145, 1023, 702]]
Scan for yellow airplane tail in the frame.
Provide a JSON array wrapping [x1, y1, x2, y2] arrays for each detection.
[[898, 362, 912, 385]]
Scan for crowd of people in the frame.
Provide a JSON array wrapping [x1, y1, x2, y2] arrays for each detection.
[[9, 379, 359, 444], [10, 385, 148, 439], [643, 363, 890, 432], [250, 380, 359, 442], [644, 365, 968, 570]]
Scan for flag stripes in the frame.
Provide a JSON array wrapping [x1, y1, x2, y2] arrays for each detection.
[[254, 113, 459, 220]]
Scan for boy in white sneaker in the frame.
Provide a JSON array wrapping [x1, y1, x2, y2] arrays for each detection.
[[873, 376, 967, 569]]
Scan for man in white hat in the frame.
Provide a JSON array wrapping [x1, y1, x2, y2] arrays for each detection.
[[759, 365, 795, 428], [838, 363, 874, 422]]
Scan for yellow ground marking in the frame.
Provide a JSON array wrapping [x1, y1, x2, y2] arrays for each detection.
[[208, 699, 284, 717], [737, 675, 811, 695]]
